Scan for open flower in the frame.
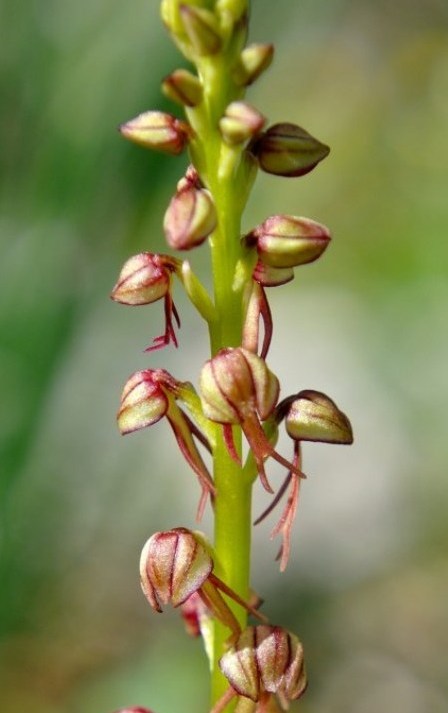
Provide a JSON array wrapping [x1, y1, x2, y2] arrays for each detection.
[[212, 625, 307, 713], [140, 528, 266, 638], [256, 390, 353, 570], [111, 253, 181, 351], [117, 369, 214, 518], [199, 348, 305, 492]]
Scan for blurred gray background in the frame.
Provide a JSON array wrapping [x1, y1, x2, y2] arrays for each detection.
[[1, 0, 448, 711]]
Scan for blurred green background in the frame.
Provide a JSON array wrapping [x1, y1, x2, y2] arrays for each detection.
[[1, 0, 448, 711]]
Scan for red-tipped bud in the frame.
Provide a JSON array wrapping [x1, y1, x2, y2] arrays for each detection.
[[253, 260, 294, 287], [234, 43, 274, 86], [219, 102, 266, 145], [164, 171, 217, 250], [119, 111, 190, 155], [219, 625, 307, 704], [179, 5, 222, 56], [161, 68, 203, 107], [199, 347, 279, 426], [117, 370, 172, 435], [251, 123, 330, 177], [111, 253, 176, 306], [140, 528, 213, 611], [282, 390, 353, 444], [246, 215, 331, 269]]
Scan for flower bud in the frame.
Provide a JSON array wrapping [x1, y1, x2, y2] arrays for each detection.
[[161, 68, 203, 107], [284, 390, 353, 444], [117, 370, 170, 435], [216, 0, 247, 22], [234, 43, 274, 86], [163, 172, 217, 250], [119, 111, 190, 155], [219, 625, 307, 703], [219, 102, 266, 145], [179, 5, 222, 56], [246, 215, 331, 269], [253, 260, 294, 287], [200, 347, 279, 425], [251, 123, 330, 177], [140, 528, 213, 611], [111, 253, 175, 306]]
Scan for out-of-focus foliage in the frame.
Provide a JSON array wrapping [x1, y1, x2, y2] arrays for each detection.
[[1, 0, 447, 711]]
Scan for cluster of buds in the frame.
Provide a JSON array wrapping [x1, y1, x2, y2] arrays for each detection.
[[112, 1, 353, 712]]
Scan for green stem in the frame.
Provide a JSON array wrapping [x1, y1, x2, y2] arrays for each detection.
[[191, 38, 254, 713]]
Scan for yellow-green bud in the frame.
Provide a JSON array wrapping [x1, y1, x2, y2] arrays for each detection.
[[215, 0, 247, 22], [284, 390, 353, 444], [162, 68, 203, 107], [179, 5, 222, 56], [219, 101, 265, 145], [119, 111, 190, 155], [251, 123, 330, 177], [246, 215, 331, 269], [234, 43, 274, 86]]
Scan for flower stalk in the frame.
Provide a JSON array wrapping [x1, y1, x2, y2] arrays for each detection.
[[111, 2, 353, 712]]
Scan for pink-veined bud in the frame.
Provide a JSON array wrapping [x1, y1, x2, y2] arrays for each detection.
[[163, 168, 217, 250], [119, 110, 190, 155], [161, 68, 203, 107], [140, 528, 213, 611], [219, 625, 307, 707], [219, 102, 266, 146], [110, 253, 181, 351], [253, 260, 294, 287], [200, 347, 279, 426], [140, 528, 266, 635], [111, 253, 177, 306], [199, 348, 304, 492], [246, 215, 331, 269], [251, 123, 330, 178], [234, 43, 274, 86], [281, 390, 353, 445], [117, 369, 170, 435], [179, 5, 222, 56]]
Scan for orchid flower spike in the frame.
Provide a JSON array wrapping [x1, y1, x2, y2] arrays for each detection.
[[117, 369, 214, 518], [111, 252, 181, 351], [140, 528, 266, 638], [199, 348, 305, 493]]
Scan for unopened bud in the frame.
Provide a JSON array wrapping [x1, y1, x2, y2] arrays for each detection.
[[284, 390, 353, 444], [119, 111, 190, 155], [117, 370, 171, 435], [246, 215, 331, 269], [162, 68, 203, 107], [216, 0, 247, 22], [164, 173, 217, 250], [179, 5, 222, 56], [251, 123, 330, 177], [219, 102, 266, 145], [111, 253, 176, 306], [220, 625, 307, 703], [140, 528, 213, 611], [234, 43, 274, 86], [253, 260, 294, 287]]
